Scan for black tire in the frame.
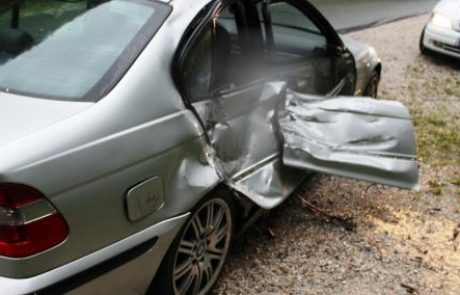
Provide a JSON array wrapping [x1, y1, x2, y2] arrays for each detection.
[[420, 27, 428, 55], [364, 70, 380, 98], [149, 191, 236, 295]]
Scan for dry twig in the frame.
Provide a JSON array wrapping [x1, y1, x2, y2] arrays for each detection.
[[368, 239, 384, 263], [298, 196, 356, 231], [401, 283, 418, 295]]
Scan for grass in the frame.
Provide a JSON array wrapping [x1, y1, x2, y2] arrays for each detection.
[[427, 179, 447, 196], [413, 113, 460, 166], [451, 170, 460, 184], [404, 63, 460, 167]]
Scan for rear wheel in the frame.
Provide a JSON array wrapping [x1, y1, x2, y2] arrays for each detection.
[[364, 70, 380, 98], [151, 193, 235, 295]]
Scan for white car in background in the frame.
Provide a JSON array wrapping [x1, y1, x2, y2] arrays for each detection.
[[420, 0, 460, 59]]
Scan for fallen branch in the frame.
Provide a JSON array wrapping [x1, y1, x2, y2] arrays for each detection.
[[298, 196, 341, 221], [267, 227, 276, 239], [298, 196, 356, 231], [369, 239, 384, 262], [401, 283, 418, 294], [453, 224, 459, 252]]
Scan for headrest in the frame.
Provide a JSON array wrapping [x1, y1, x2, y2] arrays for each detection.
[[0, 28, 34, 54]]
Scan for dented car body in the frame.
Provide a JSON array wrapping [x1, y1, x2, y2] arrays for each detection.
[[280, 91, 418, 190], [0, 0, 416, 294]]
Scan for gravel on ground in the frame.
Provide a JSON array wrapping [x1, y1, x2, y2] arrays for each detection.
[[215, 15, 460, 295]]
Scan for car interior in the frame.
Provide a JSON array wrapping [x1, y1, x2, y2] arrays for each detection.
[[186, 0, 337, 99], [0, 0, 160, 100], [0, 0, 107, 65], [0, 27, 33, 63], [183, 4, 256, 102]]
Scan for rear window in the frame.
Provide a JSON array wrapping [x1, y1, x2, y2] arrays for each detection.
[[0, 0, 170, 101]]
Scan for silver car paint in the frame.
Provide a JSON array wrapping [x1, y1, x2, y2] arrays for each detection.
[[193, 81, 305, 209], [280, 91, 419, 190], [0, 0, 415, 293], [1, 213, 189, 295], [0, 94, 92, 147], [0, 0, 217, 280], [341, 35, 381, 96], [126, 176, 165, 222]]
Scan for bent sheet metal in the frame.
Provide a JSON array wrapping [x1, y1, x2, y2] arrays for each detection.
[[278, 90, 419, 189], [193, 82, 304, 209]]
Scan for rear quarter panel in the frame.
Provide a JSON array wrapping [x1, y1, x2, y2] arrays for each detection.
[[0, 0, 219, 280]]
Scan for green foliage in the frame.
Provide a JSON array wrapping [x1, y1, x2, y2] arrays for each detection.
[[404, 63, 460, 167], [414, 113, 460, 166]]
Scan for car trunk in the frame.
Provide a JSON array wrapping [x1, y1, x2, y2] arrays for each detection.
[[0, 93, 92, 148]]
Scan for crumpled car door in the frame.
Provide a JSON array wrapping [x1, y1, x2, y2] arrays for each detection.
[[279, 90, 419, 189]]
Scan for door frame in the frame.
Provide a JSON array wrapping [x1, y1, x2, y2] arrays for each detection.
[[259, 0, 357, 94], [173, 0, 264, 105], [261, 0, 346, 54], [170, 0, 311, 208]]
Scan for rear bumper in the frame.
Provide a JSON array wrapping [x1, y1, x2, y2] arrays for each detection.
[[423, 23, 460, 59], [0, 213, 189, 295]]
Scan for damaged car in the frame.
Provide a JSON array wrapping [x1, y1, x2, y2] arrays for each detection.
[[0, 0, 416, 294]]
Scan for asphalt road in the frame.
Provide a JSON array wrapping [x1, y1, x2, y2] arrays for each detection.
[[310, 0, 438, 32]]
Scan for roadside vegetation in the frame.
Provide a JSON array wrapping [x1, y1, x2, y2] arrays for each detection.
[[405, 63, 460, 168]]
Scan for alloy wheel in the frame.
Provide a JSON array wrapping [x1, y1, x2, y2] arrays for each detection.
[[172, 198, 232, 295]]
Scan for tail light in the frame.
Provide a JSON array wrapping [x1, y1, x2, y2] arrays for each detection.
[[0, 184, 68, 258]]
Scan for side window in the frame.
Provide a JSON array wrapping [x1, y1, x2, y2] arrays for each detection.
[[269, 1, 328, 59], [213, 4, 248, 91], [183, 25, 213, 103], [183, 3, 253, 102], [256, 1, 336, 95]]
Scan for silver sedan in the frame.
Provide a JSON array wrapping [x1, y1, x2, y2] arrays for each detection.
[[0, 0, 416, 294]]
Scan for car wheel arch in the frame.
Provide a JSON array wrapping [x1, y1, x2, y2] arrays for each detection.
[[147, 183, 248, 294]]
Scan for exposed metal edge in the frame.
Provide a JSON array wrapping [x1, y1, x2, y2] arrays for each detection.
[[285, 157, 419, 191], [230, 153, 280, 182], [0, 213, 190, 295], [231, 158, 306, 210]]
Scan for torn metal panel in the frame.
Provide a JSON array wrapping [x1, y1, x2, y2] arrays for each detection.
[[192, 82, 305, 209], [230, 156, 304, 210], [280, 90, 419, 189]]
